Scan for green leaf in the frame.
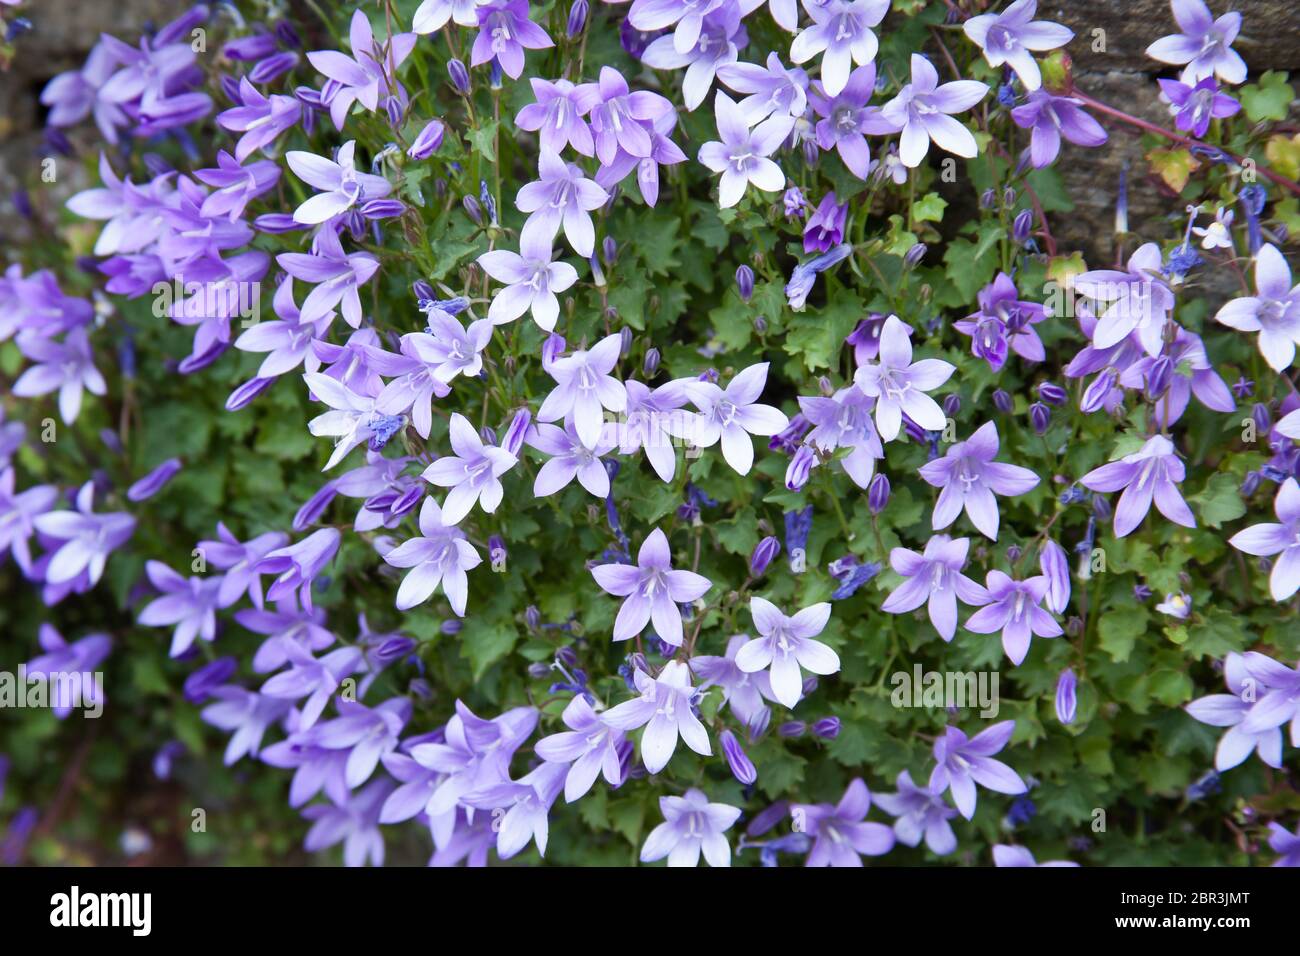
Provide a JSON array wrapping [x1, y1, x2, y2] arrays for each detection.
[[1190, 472, 1246, 528], [1241, 71, 1294, 122], [466, 120, 499, 163], [1099, 609, 1149, 663], [911, 192, 948, 223]]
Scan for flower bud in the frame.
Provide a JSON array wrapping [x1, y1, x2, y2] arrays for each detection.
[[566, 0, 588, 36], [1037, 381, 1067, 407], [942, 393, 961, 417], [785, 445, 816, 491], [1145, 356, 1175, 401], [462, 194, 482, 224], [868, 473, 890, 514], [642, 347, 660, 377], [503, 408, 531, 456], [1013, 209, 1035, 243], [750, 536, 781, 577], [447, 58, 470, 94], [1252, 403, 1271, 434], [407, 118, 445, 160], [778, 721, 806, 739], [993, 388, 1013, 413], [904, 242, 927, 266], [812, 717, 840, 740], [1055, 668, 1077, 725], [1039, 538, 1071, 614], [735, 264, 755, 302], [602, 235, 618, 266], [412, 279, 435, 302], [1029, 401, 1051, 435], [720, 729, 757, 785]]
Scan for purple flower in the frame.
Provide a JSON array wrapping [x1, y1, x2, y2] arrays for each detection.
[[261, 644, 362, 729], [640, 788, 741, 867], [954, 272, 1048, 370], [1229, 478, 1300, 600], [1117, 328, 1234, 428], [515, 78, 597, 157], [13, 327, 105, 425], [413, 0, 481, 33], [1075, 242, 1175, 356], [302, 371, 382, 470], [880, 54, 988, 167], [1039, 538, 1071, 613], [735, 597, 838, 708], [137, 560, 223, 658], [929, 721, 1027, 819], [1055, 668, 1078, 725], [1155, 591, 1192, 619], [516, 150, 609, 257], [591, 527, 711, 646], [471, 0, 554, 80], [792, 778, 895, 866], [587, 66, 675, 166], [993, 844, 1078, 867], [0, 468, 57, 574], [477, 226, 579, 332], [528, 420, 617, 497], [192, 151, 281, 221], [256, 527, 340, 611], [641, 4, 746, 112], [307, 10, 416, 129], [1145, 0, 1245, 85], [697, 92, 792, 208], [462, 762, 569, 860], [691, 634, 779, 734], [593, 108, 688, 208], [300, 697, 410, 789], [24, 624, 111, 719], [789, 0, 888, 98], [535, 332, 627, 449], [287, 141, 392, 225], [853, 315, 954, 441], [809, 63, 899, 180], [277, 227, 379, 329], [799, 386, 883, 488], [917, 422, 1040, 540], [1079, 435, 1194, 537], [234, 278, 332, 380], [602, 660, 711, 773], [421, 413, 518, 525], [964, 571, 1063, 665], [383, 497, 481, 613], [674, 362, 789, 475], [803, 192, 847, 252], [126, 457, 182, 502], [1214, 244, 1300, 372], [407, 118, 445, 160], [1268, 823, 1300, 867], [1185, 653, 1283, 771], [617, 379, 692, 482], [216, 78, 301, 162], [963, 0, 1073, 91], [40, 41, 123, 141], [881, 535, 989, 641], [873, 770, 959, 855], [1009, 89, 1108, 168], [32, 482, 135, 590], [201, 687, 292, 765], [198, 524, 288, 610], [301, 778, 394, 867], [1158, 76, 1240, 137], [716, 52, 809, 123], [535, 695, 630, 802]]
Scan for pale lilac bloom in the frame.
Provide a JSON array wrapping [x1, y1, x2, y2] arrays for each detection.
[[953, 272, 1047, 370], [234, 278, 332, 379], [201, 687, 293, 765], [587, 66, 675, 166], [1009, 90, 1108, 168], [302, 371, 383, 470], [287, 141, 392, 225], [1185, 652, 1284, 771], [1268, 823, 1300, 867], [964, 571, 1062, 665], [236, 598, 335, 673], [1158, 76, 1240, 137], [789, 0, 888, 98], [798, 386, 883, 488], [1079, 435, 1194, 537], [1117, 329, 1235, 428], [810, 63, 900, 179], [477, 226, 579, 332], [1236, 654, 1300, 750], [515, 78, 597, 157], [40, 41, 124, 141], [716, 52, 809, 122], [873, 770, 959, 855], [194, 151, 281, 221], [13, 327, 105, 425], [1145, 0, 1246, 85], [422, 413, 518, 525], [63, 155, 166, 258], [471, 0, 554, 80], [1230, 478, 1300, 601], [1214, 244, 1300, 372], [32, 482, 135, 589], [537, 333, 627, 449], [691, 634, 779, 733], [417, 310, 495, 384], [528, 420, 617, 498], [334, 453, 421, 532], [0, 468, 57, 574], [618, 379, 693, 482], [674, 362, 788, 475], [261, 644, 363, 729], [137, 560, 223, 658], [881, 54, 988, 167], [302, 697, 411, 789], [627, 0, 746, 55], [277, 226, 379, 328], [378, 746, 444, 824], [853, 315, 954, 441], [735, 598, 838, 708], [1193, 206, 1234, 250], [993, 845, 1078, 867], [593, 109, 688, 207], [363, 336, 452, 441], [516, 150, 609, 257], [1155, 591, 1193, 619], [24, 625, 111, 719], [881, 535, 988, 641], [640, 788, 741, 867], [697, 92, 793, 208], [929, 721, 1027, 819], [591, 527, 712, 646], [413, 0, 482, 32], [216, 78, 302, 162], [641, 4, 746, 112], [918, 422, 1040, 540], [302, 778, 393, 867], [1075, 242, 1175, 355], [382, 497, 481, 613], [462, 762, 569, 860], [198, 523, 289, 609], [307, 9, 417, 129], [791, 778, 895, 866], [535, 695, 630, 802], [257, 528, 341, 612], [602, 660, 711, 773], [962, 0, 1073, 91]]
